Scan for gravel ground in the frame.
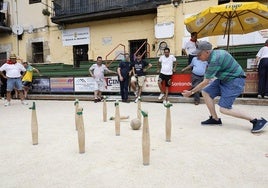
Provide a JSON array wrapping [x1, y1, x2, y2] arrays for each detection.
[[0, 100, 267, 188]]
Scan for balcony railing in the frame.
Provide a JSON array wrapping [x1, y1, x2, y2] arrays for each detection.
[[53, 0, 170, 17]]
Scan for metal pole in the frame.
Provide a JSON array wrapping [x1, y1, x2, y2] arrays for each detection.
[[15, 0, 19, 56]]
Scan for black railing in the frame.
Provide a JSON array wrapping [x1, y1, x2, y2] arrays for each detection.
[[53, 0, 169, 17]]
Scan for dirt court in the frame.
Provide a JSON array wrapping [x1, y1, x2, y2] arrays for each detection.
[[0, 99, 268, 188]]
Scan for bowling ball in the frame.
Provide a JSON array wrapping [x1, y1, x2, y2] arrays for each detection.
[[130, 118, 142, 130]]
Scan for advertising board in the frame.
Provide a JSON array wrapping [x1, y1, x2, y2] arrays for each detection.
[[50, 77, 74, 92], [31, 78, 50, 93], [142, 74, 192, 93], [169, 74, 192, 93], [74, 76, 120, 92]]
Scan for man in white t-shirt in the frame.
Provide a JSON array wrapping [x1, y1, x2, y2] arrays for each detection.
[[182, 32, 198, 65], [0, 53, 27, 106], [89, 56, 117, 103], [157, 48, 177, 104], [254, 39, 268, 99]]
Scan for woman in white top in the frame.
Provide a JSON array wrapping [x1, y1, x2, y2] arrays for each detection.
[[255, 39, 268, 99]]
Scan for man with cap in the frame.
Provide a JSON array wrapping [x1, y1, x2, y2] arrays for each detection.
[[0, 53, 28, 106], [182, 41, 267, 133]]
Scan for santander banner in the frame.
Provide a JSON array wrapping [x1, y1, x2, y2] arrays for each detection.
[[169, 74, 192, 93], [142, 74, 192, 93]]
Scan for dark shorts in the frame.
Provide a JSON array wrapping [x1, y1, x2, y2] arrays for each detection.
[[22, 81, 32, 88], [158, 73, 172, 87]]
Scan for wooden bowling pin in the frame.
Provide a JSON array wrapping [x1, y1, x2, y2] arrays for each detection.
[[30, 102, 38, 145], [74, 99, 79, 130], [164, 102, 173, 142], [103, 96, 107, 122], [109, 115, 129, 120], [115, 100, 120, 136], [141, 110, 150, 165], [137, 98, 141, 120], [77, 107, 85, 153]]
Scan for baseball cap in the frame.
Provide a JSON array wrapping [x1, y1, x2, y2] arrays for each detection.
[[192, 41, 212, 55]]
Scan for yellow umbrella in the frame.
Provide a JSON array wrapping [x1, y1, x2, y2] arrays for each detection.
[[184, 1, 268, 49]]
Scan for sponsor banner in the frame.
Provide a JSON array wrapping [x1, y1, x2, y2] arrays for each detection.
[[74, 77, 96, 92], [50, 77, 74, 92], [74, 76, 120, 92], [32, 74, 191, 93], [142, 75, 160, 93], [244, 72, 258, 94], [31, 78, 50, 93], [245, 71, 258, 81], [142, 74, 192, 93], [105, 76, 120, 92], [62, 27, 90, 46], [169, 74, 192, 93], [247, 58, 257, 69]]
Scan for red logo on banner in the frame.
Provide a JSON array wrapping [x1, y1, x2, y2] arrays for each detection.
[[169, 74, 192, 93]]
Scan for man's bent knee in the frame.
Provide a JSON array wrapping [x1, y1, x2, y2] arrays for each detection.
[[219, 107, 229, 115], [201, 90, 209, 97]]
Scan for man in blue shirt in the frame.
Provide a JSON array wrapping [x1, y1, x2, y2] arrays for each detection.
[[182, 56, 207, 105]]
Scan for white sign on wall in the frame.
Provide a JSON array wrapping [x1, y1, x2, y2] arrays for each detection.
[[155, 22, 174, 39], [102, 37, 112, 45], [62, 27, 90, 46]]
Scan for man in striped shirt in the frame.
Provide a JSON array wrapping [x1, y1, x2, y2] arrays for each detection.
[[182, 41, 267, 133]]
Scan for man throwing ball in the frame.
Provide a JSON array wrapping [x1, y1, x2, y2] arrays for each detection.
[[182, 41, 267, 133]]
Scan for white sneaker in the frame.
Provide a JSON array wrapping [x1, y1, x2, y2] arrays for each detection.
[[135, 97, 141, 103], [257, 95, 262, 99], [4, 101, 10, 106], [158, 93, 165, 100], [21, 100, 28, 105]]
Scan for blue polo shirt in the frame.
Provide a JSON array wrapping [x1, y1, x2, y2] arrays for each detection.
[[190, 57, 208, 76]]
